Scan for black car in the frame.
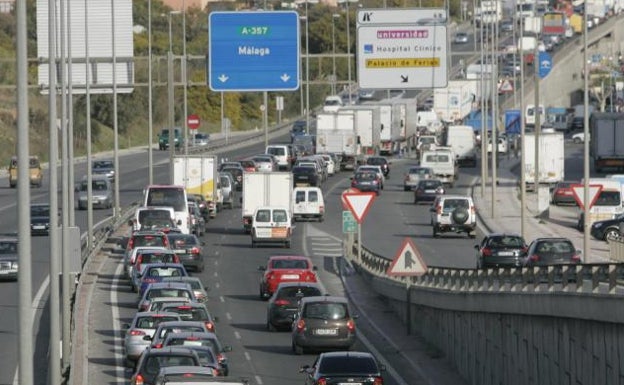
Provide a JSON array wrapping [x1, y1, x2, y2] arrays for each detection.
[[475, 233, 528, 269], [291, 120, 308, 142], [300, 351, 385, 385], [413, 179, 445, 204], [340, 155, 357, 171], [30, 203, 51, 236], [366, 156, 390, 176], [590, 214, 624, 242], [266, 282, 326, 331], [167, 233, 205, 272], [292, 166, 320, 187], [130, 346, 201, 385], [524, 237, 582, 267], [351, 171, 381, 195]]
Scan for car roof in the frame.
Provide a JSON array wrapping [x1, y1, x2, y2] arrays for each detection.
[[133, 311, 181, 321], [144, 281, 192, 290], [155, 320, 208, 328], [320, 351, 376, 359], [157, 365, 216, 376], [164, 331, 218, 339]]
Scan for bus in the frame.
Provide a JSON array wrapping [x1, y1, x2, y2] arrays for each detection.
[[143, 185, 190, 234]]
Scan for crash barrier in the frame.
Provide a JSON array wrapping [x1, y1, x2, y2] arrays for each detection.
[[350, 241, 624, 385]]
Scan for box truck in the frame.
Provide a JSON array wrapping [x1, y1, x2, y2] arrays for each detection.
[[242, 172, 294, 232], [173, 155, 219, 216], [522, 132, 565, 190]]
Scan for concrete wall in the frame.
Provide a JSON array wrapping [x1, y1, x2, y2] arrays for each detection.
[[356, 267, 624, 385]]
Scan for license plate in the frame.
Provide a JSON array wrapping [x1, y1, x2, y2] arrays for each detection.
[[338, 383, 362, 385], [271, 227, 288, 238], [173, 249, 185, 254], [314, 328, 338, 335], [33, 225, 45, 230], [425, 189, 435, 193], [498, 251, 514, 256], [296, 183, 309, 187], [297, 176, 308, 180], [282, 274, 300, 279]]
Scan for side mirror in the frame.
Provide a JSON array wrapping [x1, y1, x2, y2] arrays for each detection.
[[299, 365, 311, 373], [222, 346, 233, 352], [474, 245, 480, 250], [258, 266, 267, 271], [429, 207, 436, 213], [312, 266, 318, 271]]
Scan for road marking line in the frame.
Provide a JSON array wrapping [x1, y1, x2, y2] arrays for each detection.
[[215, 282, 220, 289], [226, 312, 232, 321], [244, 351, 251, 361], [234, 331, 241, 340], [255, 375, 263, 385], [219, 296, 225, 303]]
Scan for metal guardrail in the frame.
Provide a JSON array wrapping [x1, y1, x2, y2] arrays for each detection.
[[353, 241, 624, 295]]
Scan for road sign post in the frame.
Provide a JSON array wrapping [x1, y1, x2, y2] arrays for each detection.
[[343, 191, 376, 262], [342, 211, 357, 233], [187, 114, 200, 130], [538, 51, 552, 79], [209, 11, 300, 91]]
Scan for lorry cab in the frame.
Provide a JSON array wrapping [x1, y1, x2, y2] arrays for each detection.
[[293, 187, 325, 222], [9, 156, 43, 188], [420, 149, 457, 188]]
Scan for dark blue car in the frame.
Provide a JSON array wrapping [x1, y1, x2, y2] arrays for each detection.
[[138, 263, 189, 296]]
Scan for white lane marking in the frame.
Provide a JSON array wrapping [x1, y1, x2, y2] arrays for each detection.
[[215, 282, 220, 289], [255, 375, 263, 385], [234, 331, 241, 340], [219, 296, 225, 303], [214, 271, 218, 277], [226, 312, 232, 321], [244, 351, 251, 361]]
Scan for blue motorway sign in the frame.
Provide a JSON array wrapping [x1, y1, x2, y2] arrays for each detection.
[[538, 51, 552, 79], [209, 11, 300, 92]]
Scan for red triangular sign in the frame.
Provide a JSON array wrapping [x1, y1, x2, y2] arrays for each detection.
[[570, 184, 603, 211], [498, 79, 514, 93], [343, 192, 376, 224], [387, 238, 427, 276]]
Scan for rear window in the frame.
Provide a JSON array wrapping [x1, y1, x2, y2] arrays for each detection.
[[277, 286, 322, 299], [309, 191, 319, 202], [168, 235, 199, 248], [442, 199, 470, 210], [255, 209, 271, 222], [303, 302, 348, 319], [355, 172, 376, 181], [272, 209, 288, 222], [366, 157, 387, 165], [145, 267, 185, 278], [147, 288, 192, 299], [318, 356, 378, 374], [139, 252, 177, 264], [136, 315, 179, 329], [293, 167, 315, 175], [486, 236, 525, 248], [535, 240, 575, 254], [595, 191, 620, 206], [143, 355, 196, 376], [267, 147, 286, 156], [164, 306, 209, 321], [270, 259, 309, 269], [133, 235, 166, 248]]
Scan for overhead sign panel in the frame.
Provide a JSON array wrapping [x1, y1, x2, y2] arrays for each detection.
[[356, 8, 448, 90], [36, 0, 135, 94], [387, 238, 428, 276], [209, 11, 300, 92]]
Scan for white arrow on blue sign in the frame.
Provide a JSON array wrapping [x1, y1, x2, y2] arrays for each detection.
[[538, 51, 552, 79], [209, 11, 300, 92]]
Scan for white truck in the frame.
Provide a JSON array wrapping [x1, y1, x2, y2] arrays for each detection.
[[475, 0, 503, 26], [420, 149, 458, 187], [340, 106, 381, 155], [446, 125, 477, 167], [590, 113, 624, 173], [242, 172, 293, 233], [379, 104, 393, 155], [315, 111, 357, 155], [522, 132, 565, 190], [433, 81, 475, 123], [173, 155, 219, 215]]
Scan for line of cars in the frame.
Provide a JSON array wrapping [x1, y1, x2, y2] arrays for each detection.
[[120, 226, 246, 385], [257, 255, 387, 385]]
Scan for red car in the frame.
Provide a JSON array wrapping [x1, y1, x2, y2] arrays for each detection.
[[550, 181, 577, 206], [258, 255, 318, 299]]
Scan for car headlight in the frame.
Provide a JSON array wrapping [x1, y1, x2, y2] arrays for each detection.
[[11, 262, 18, 269]]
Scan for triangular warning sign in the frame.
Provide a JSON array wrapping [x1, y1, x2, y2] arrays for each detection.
[[570, 184, 603, 211], [343, 192, 376, 224], [498, 79, 514, 93], [387, 238, 428, 276]]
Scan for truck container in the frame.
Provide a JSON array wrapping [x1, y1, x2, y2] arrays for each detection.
[[242, 172, 293, 232], [340, 106, 381, 155], [522, 132, 565, 190], [542, 11, 567, 36], [590, 113, 624, 173], [173, 154, 219, 208], [315, 111, 356, 155], [445, 125, 478, 167], [433, 81, 475, 123], [475, 0, 503, 26], [525, 104, 545, 127], [524, 16, 543, 34]]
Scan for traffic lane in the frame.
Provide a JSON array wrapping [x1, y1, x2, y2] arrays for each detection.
[[353, 159, 483, 269]]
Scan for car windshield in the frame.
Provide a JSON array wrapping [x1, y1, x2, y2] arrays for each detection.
[[267, 147, 285, 156], [366, 158, 386, 165], [594, 191, 621, 206], [139, 252, 177, 264], [442, 199, 469, 210], [318, 356, 377, 374], [410, 168, 429, 175], [143, 355, 196, 377], [146, 187, 187, 212], [31, 205, 49, 216], [420, 180, 441, 189], [93, 161, 112, 169], [0, 241, 17, 254], [535, 240, 575, 255], [133, 235, 166, 248], [355, 172, 377, 181], [145, 267, 185, 278]]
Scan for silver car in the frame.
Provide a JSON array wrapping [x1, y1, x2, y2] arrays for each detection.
[[91, 159, 115, 181], [76, 176, 113, 210], [219, 173, 235, 209], [403, 166, 434, 191], [122, 311, 181, 366]]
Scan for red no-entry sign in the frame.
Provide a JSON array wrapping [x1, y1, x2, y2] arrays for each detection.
[[187, 114, 201, 130]]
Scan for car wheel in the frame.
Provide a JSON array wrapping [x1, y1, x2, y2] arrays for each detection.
[[267, 320, 276, 332], [251, 241, 256, 248], [404, 186, 409, 191], [604, 228, 621, 242], [433, 227, 439, 238], [573, 138, 581, 144]]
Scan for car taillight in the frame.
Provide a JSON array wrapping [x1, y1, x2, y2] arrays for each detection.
[[571, 254, 582, 263], [319, 205, 324, 213], [372, 179, 378, 185], [216, 353, 225, 363], [154, 343, 163, 348], [190, 247, 200, 255], [305, 272, 316, 281], [316, 378, 327, 385], [351, 180, 356, 187], [274, 299, 290, 306], [205, 321, 215, 332], [129, 329, 145, 336], [267, 273, 275, 281], [296, 319, 306, 332], [481, 248, 492, 257], [135, 374, 145, 385], [529, 254, 540, 262], [347, 319, 356, 332], [163, 237, 169, 247], [173, 255, 180, 263], [373, 376, 384, 385], [436, 205, 442, 214], [127, 238, 135, 250]]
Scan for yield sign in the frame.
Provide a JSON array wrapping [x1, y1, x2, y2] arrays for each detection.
[[570, 184, 603, 211], [341, 187, 361, 210], [343, 192, 376, 224], [387, 238, 428, 276], [498, 79, 514, 93]]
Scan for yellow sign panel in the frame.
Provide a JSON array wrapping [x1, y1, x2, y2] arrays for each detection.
[[365, 58, 440, 68]]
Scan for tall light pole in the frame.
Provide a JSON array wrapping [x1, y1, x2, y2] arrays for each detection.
[[332, 13, 340, 95], [182, 0, 189, 156], [168, 10, 181, 183], [148, 0, 154, 183], [303, 0, 319, 134], [299, 16, 305, 118], [339, 0, 358, 104]]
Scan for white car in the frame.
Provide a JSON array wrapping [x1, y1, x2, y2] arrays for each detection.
[[318, 154, 336, 176], [572, 132, 588, 143]]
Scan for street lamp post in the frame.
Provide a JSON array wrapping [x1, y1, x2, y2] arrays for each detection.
[[339, 0, 358, 104], [168, 10, 181, 184], [332, 13, 340, 95], [182, 0, 188, 156], [303, 0, 319, 134]]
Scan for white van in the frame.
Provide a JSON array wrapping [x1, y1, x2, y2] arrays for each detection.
[[143, 185, 190, 234], [323, 95, 343, 112], [525, 104, 545, 127], [251, 206, 292, 248], [265, 144, 293, 171], [293, 187, 325, 222], [445, 125, 477, 167], [420, 149, 457, 187], [131, 206, 177, 232]]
